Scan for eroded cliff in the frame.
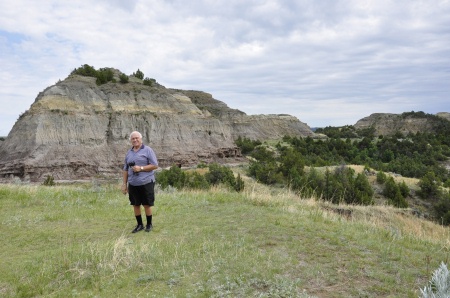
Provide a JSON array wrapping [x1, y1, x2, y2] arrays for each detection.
[[354, 112, 448, 136], [0, 70, 314, 181]]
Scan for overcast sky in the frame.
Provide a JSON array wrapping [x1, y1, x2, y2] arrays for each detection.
[[1, 0, 449, 136]]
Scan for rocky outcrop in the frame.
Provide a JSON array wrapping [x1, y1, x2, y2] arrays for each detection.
[[354, 112, 449, 136], [0, 70, 314, 182]]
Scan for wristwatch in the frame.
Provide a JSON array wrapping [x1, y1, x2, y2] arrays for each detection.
[[140, 166, 144, 171]]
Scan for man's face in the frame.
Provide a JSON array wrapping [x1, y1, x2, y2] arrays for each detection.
[[130, 134, 142, 147]]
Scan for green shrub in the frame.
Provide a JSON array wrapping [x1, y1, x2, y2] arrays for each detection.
[[42, 175, 55, 186], [143, 77, 156, 86], [278, 148, 305, 178], [250, 146, 274, 161], [184, 171, 210, 190], [133, 69, 144, 80], [376, 171, 387, 184], [96, 68, 114, 85], [197, 162, 208, 169], [331, 166, 374, 205], [305, 168, 323, 196], [382, 177, 398, 199], [71, 64, 97, 77], [119, 74, 129, 83], [157, 163, 243, 191], [353, 172, 375, 205], [206, 163, 236, 188], [234, 173, 245, 192], [418, 171, 441, 199], [71, 64, 114, 85], [444, 179, 450, 188], [156, 165, 186, 190], [433, 192, 450, 225], [235, 136, 261, 154], [382, 177, 408, 208], [398, 181, 410, 198], [248, 160, 283, 185]]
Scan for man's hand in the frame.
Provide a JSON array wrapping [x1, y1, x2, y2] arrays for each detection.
[[121, 184, 128, 195], [132, 165, 142, 173]]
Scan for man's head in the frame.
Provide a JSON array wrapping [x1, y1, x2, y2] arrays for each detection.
[[129, 131, 143, 148]]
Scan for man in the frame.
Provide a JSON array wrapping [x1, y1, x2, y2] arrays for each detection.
[[122, 131, 158, 233]]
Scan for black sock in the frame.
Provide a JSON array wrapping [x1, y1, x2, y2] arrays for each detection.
[[146, 215, 152, 226], [136, 215, 143, 226]]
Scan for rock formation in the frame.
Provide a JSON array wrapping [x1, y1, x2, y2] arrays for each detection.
[[0, 69, 314, 182], [354, 112, 449, 136]]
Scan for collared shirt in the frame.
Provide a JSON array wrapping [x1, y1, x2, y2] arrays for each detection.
[[123, 144, 158, 186]]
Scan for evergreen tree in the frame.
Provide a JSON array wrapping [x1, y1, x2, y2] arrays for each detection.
[[156, 165, 186, 189], [399, 181, 410, 198], [418, 171, 441, 199], [376, 171, 387, 184], [133, 69, 144, 79], [119, 73, 129, 83], [234, 174, 245, 192], [206, 163, 236, 188], [353, 173, 374, 205], [184, 171, 210, 190]]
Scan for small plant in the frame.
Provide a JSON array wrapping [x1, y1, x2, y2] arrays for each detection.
[[156, 164, 186, 190], [206, 163, 236, 188], [119, 74, 129, 83], [132, 69, 144, 80], [420, 262, 450, 297], [197, 162, 208, 169], [96, 68, 114, 85], [184, 171, 210, 190], [71, 64, 114, 85], [376, 171, 387, 184], [71, 64, 97, 77], [235, 136, 262, 154], [399, 180, 410, 197], [382, 177, 408, 208], [234, 173, 245, 192], [42, 175, 55, 186], [143, 77, 156, 86]]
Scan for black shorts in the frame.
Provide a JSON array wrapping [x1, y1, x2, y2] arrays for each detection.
[[128, 182, 155, 206]]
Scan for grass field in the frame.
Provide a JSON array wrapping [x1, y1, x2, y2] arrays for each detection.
[[0, 179, 448, 297]]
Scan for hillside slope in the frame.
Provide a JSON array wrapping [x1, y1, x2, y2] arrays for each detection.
[[0, 182, 446, 297]]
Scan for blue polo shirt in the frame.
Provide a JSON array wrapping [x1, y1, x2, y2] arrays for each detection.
[[123, 144, 158, 186]]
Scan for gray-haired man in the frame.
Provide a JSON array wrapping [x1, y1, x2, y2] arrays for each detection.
[[122, 131, 158, 233]]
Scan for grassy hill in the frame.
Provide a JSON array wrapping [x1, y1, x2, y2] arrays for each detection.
[[0, 177, 448, 297]]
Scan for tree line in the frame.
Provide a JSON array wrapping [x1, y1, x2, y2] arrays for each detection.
[[156, 163, 244, 193], [235, 112, 450, 224], [70, 64, 156, 86]]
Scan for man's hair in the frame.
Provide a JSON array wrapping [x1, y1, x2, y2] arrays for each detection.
[[129, 131, 143, 141]]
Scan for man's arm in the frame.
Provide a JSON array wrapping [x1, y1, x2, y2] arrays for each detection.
[[121, 170, 128, 194], [137, 164, 158, 172]]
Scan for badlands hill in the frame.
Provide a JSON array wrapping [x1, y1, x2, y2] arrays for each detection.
[[0, 68, 314, 182], [354, 111, 450, 136]]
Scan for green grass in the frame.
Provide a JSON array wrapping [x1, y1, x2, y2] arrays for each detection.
[[0, 182, 448, 297]]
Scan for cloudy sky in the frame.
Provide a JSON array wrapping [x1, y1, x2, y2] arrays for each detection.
[[1, 0, 449, 136]]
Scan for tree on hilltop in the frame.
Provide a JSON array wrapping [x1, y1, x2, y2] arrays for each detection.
[[133, 69, 144, 79]]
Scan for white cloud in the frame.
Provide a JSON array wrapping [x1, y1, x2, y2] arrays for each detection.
[[0, 0, 449, 136]]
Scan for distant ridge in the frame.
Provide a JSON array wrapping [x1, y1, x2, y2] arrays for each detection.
[[354, 111, 450, 136]]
